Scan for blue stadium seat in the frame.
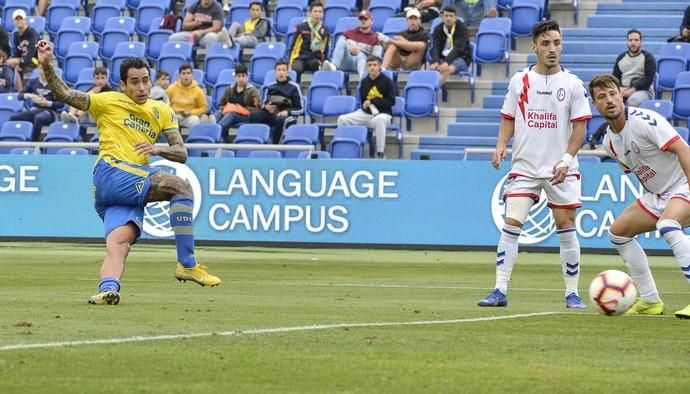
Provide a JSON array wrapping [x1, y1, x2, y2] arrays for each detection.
[[382, 17, 407, 39], [27, 15, 46, 35], [323, 0, 353, 33], [4, 0, 33, 33], [55, 17, 92, 63], [202, 149, 236, 158], [510, 0, 543, 37], [157, 42, 193, 77], [297, 150, 330, 159], [91, 0, 124, 40], [249, 42, 286, 86], [404, 71, 440, 132], [329, 125, 367, 159], [43, 122, 81, 154], [368, 0, 397, 32], [204, 42, 238, 86], [474, 17, 511, 77], [307, 70, 346, 121], [126, 0, 141, 14], [282, 124, 320, 158], [186, 124, 222, 156], [672, 72, 690, 121], [64, 42, 99, 87], [675, 126, 689, 141], [8, 147, 34, 155], [387, 96, 405, 158], [639, 100, 673, 122], [233, 123, 271, 158], [0, 120, 32, 142], [285, 16, 306, 55], [578, 155, 601, 164], [56, 147, 90, 155], [273, 0, 306, 38], [656, 43, 690, 97], [109, 42, 146, 85], [226, 0, 251, 27], [135, 0, 169, 37], [100, 17, 135, 61], [248, 149, 282, 158], [145, 27, 173, 63], [75, 67, 95, 91], [46, 0, 78, 37], [212, 69, 235, 110], [331, 17, 359, 55]]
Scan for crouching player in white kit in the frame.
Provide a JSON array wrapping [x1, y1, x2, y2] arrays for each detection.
[[590, 74, 690, 318], [478, 20, 592, 308]]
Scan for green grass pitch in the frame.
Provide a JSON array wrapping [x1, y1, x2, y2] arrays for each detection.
[[1, 242, 689, 393]]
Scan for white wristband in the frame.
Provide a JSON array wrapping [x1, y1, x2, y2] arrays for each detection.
[[556, 153, 573, 169]]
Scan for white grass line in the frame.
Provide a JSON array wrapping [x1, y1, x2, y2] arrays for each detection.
[[0, 312, 559, 352]]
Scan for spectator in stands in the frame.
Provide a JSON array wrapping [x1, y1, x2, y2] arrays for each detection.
[[169, 0, 232, 48], [0, 49, 20, 93], [337, 55, 394, 159], [249, 60, 303, 144], [6, 10, 39, 86], [682, 5, 690, 35], [612, 29, 656, 107], [61, 67, 115, 124], [668, 5, 690, 43], [11, 66, 65, 141], [444, 0, 497, 27], [322, 10, 387, 77], [430, 6, 471, 87], [36, 0, 49, 17], [227, 1, 270, 49], [167, 64, 208, 129], [288, 2, 330, 77], [381, 8, 429, 72], [149, 69, 171, 105], [216, 64, 260, 141], [0, 26, 10, 61], [398, 0, 443, 23]]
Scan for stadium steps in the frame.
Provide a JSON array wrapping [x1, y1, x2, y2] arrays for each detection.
[[482, 95, 504, 109], [561, 41, 666, 55], [455, 109, 500, 123], [587, 15, 682, 29], [562, 28, 678, 42], [596, 2, 688, 15], [447, 123, 499, 137]]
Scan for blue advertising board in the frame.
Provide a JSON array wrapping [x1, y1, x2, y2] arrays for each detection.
[[0, 155, 669, 250]]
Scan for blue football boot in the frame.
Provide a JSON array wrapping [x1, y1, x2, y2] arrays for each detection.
[[565, 293, 586, 309], [478, 289, 508, 307]]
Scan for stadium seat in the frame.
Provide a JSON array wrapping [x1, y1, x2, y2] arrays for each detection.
[[55, 17, 92, 63], [388, 96, 405, 158], [201, 149, 236, 158], [43, 122, 81, 154], [135, 0, 169, 37], [27, 16, 46, 35], [675, 126, 689, 141], [474, 17, 511, 77], [8, 147, 34, 155], [145, 27, 173, 64], [0, 94, 24, 126], [64, 42, 99, 87], [330, 17, 359, 56], [323, 0, 354, 33], [46, 0, 79, 37], [369, 0, 397, 32], [100, 17, 136, 62], [639, 99, 673, 122], [285, 16, 307, 55], [109, 42, 146, 85], [226, 0, 251, 27], [4, 0, 33, 33], [126, 0, 141, 15], [249, 42, 286, 86], [248, 149, 282, 158], [297, 150, 330, 159], [186, 124, 222, 156], [315, 95, 357, 149], [204, 42, 238, 86], [672, 72, 690, 121], [282, 124, 320, 158], [0, 121, 32, 148], [56, 147, 90, 155], [510, 0, 543, 37], [91, 0, 124, 40], [403, 71, 440, 132], [212, 69, 235, 111], [75, 67, 95, 92], [656, 43, 690, 97], [578, 155, 601, 164], [329, 125, 368, 159], [307, 70, 346, 122], [157, 42, 193, 78], [273, 0, 306, 38], [382, 17, 407, 39], [233, 124, 271, 158]]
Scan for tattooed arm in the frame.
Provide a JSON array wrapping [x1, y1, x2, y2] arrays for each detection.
[[133, 128, 188, 163], [36, 40, 89, 111]]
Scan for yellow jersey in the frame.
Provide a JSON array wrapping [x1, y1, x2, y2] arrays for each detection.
[[89, 91, 179, 165]]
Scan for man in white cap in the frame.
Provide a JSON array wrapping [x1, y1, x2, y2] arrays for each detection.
[[382, 8, 429, 71], [6, 9, 39, 85], [322, 10, 388, 76]]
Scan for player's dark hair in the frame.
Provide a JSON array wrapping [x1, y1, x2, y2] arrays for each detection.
[[366, 55, 381, 64], [309, 2, 323, 11], [93, 66, 108, 76], [120, 57, 149, 83], [234, 63, 248, 75], [156, 69, 169, 80], [531, 20, 560, 43], [275, 59, 289, 69], [178, 63, 193, 74], [588, 74, 621, 98], [442, 6, 456, 14], [627, 28, 642, 40], [249, 1, 263, 9]]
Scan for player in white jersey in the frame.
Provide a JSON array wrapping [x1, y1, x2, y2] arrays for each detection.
[[478, 20, 592, 309], [590, 74, 690, 319]]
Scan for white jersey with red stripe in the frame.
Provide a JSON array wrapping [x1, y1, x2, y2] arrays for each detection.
[[500, 66, 592, 178], [603, 106, 688, 194]]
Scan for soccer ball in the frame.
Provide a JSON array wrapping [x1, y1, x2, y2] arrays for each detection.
[[589, 270, 637, 316]]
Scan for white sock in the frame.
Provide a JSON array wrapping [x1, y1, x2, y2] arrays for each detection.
[[557, 228, 580, 297], [609, 230, 660, 302], [495, 224, 521, 294], [658, 218, 690, 286]]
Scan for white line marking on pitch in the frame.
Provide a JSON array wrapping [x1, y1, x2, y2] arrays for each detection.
[[0, 312, 559, 352]]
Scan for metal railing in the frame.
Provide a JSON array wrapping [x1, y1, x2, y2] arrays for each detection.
[[462, 147, 610, 161]]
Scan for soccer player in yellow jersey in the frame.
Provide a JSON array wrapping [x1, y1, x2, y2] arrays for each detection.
[[35, 40, 221, 305]]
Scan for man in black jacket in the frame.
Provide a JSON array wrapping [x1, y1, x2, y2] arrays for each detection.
[[10, 66, 65, 141], [288, 2, 330, 78], [249, 60, 303, 144], [6, 9, 38, 86], [612, 29, 656, 107], [337, 56, 394, 159], [430, 6, 471, 87]]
